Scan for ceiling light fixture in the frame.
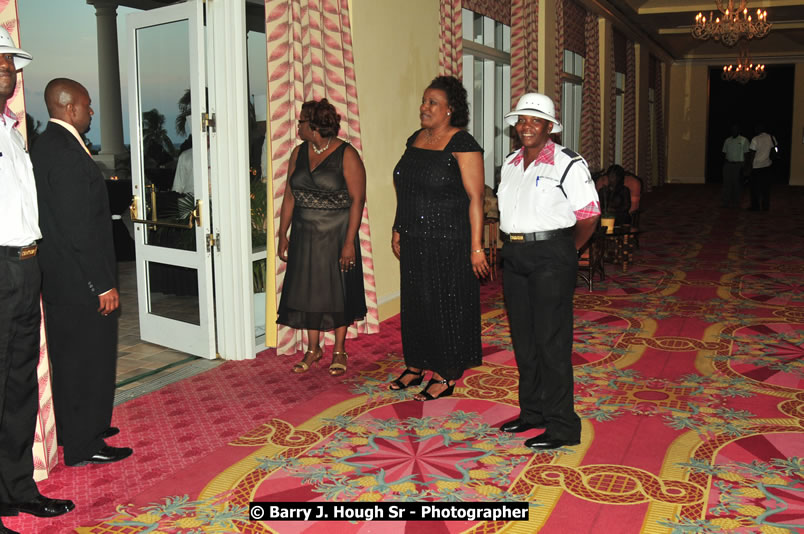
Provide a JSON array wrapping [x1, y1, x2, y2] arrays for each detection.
[[722, 47, 766, 84], [692, 0, 770, 47]]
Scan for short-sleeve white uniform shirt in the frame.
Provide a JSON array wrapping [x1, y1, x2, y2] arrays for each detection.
[[498, 143, 599, 234]]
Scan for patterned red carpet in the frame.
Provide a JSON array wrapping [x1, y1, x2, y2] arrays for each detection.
[[8, 184, 803, 534]]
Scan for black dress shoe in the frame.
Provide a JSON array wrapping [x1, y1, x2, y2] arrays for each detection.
[[101, 427, 120, 439], [525, 433, 580, 450], [499, 418, 546, 433], [0, 495, 75, 518], [66, 445, 133, 466]]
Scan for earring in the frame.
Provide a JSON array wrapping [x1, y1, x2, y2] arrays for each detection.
[[447, 112, 451, 116]]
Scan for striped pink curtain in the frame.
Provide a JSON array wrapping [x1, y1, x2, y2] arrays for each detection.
[[464, 0, 510, 23], [654, 58, 666, 186], [641, 56, 655, 182], [579, 12, 600, 170], [265, 0, 379, 355], [510, 0, 538, 104], [623, 40, 636, 173], [439, 0, 463, 77]]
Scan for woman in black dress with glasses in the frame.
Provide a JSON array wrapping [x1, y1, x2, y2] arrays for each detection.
[[277, 99, 367, 376], [390, 76, 489, 401]]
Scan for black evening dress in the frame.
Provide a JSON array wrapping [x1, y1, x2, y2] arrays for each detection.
[[393, 129, 483, 381], [277, 141, 367, 330]]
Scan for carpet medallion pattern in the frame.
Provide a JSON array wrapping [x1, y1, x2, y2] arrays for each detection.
[[8, 185, 801, 533]]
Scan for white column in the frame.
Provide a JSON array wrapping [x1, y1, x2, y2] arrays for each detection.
[[88, 0, 126, 156]]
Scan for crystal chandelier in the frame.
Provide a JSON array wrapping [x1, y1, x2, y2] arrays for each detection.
[[692, 1, 770, 47], [722, 47, 766, 84]]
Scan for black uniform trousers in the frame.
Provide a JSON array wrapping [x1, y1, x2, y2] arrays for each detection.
[[501, 235, 582, 441], [0, 253, 41, 505], [748, 165, 773, 211], [44, 302, 117, 465]]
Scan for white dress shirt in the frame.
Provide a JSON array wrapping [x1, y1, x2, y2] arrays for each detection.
[[749, 132, 774, 169], [0, 110, 41, 246], [498, 143, 599, 233], [172, 148, 194, 193]]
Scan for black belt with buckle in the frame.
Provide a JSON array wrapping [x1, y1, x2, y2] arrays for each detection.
[[0, 244, 38, 260], [501, 227, 574, 242]]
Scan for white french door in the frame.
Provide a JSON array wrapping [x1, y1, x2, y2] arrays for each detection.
[[126, 1, 216, 358]]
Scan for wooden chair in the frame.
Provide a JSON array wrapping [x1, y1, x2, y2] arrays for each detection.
[[597, 167, 643, 247], [577, 227, 606, 290], [623, 174, 643, 247]]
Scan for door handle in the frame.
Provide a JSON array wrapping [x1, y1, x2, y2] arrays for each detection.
[[129, 195, 202, 229]]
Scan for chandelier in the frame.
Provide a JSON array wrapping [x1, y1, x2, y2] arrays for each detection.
[[692, 1, 771, 47], [722, 47, 766, 84]]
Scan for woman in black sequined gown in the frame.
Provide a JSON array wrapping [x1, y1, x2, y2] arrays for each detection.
[[277, 99, 367, 376], [390, 76, 489, 401]]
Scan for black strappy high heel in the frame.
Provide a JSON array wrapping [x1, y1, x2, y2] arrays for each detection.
[[415, 378, 455, 401], [389, 368, 424, 390]]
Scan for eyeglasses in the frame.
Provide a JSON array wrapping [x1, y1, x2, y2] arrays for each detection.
[[298, 119, 310, 126]]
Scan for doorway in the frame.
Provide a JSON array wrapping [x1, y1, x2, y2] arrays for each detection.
[[706, 64, 794, 184], [126, 0, 271, 360]]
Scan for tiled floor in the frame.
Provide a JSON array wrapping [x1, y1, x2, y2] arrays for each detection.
[[116, 261, 201, 392]]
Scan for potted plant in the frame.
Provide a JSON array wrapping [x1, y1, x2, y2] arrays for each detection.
[[250, 176, 269, 333]]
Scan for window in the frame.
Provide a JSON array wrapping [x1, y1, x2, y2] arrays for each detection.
[[461, 9, 511, 187], [614, 72, 625, 164], [561, 50, 583, 152]]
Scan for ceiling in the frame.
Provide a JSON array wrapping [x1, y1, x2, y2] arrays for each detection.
[[590, 0, 804, 64], [111, 0, 804, 64]]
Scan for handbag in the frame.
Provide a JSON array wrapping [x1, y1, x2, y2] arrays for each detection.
[[769, 135, 780, 161]]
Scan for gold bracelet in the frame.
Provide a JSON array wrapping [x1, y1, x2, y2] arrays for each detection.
[[472, 249, 484, 254]]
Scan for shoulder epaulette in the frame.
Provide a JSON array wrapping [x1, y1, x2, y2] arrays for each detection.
[[556, 149, 584, 199]]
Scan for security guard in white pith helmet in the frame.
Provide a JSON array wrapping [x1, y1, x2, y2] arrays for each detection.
[[0, 27, 75, 532], [496, 93, 600, 451]]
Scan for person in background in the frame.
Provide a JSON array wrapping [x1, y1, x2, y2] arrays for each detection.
[[389, 75, 488, 401], [496, 93, 599, 450], [277, 99, 367, 376], [720, 124, 749, 209], [0, 30, 75, 534], [599, 164, 631, 224], [32, 78, 133, 468], [747, 124, 775, 211], [171, 135, 193, 194]]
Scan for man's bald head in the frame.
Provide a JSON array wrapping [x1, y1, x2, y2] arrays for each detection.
[[44, 78, 93, 134], [45, 78, 86, 118]]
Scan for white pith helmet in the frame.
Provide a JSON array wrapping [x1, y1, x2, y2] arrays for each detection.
[[504, 92, 562, 133], [0, 26, 32, 70]]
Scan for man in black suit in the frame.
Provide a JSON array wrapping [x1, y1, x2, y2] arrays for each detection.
[[31, 78, 132, 467], [0, 32, 74, 534]]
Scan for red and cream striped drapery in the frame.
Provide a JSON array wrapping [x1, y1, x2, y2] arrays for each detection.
[[464, 0, 510, 23], [554, 0, 584, 138], [654, 57, 665, 186], [510, 0, 538, 103], [642, 55, 656, 184], [553, 0, 565, 120], [579, 11, 600, 170], [0, 3, 59, 480], [265, 0, 379, 355], [439, 0, 463, 77], [623, 40, 636, 173]]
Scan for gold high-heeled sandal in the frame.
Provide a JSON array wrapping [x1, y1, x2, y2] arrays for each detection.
[[293, 347, 322, 373], [329, 351, 348, 376]]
